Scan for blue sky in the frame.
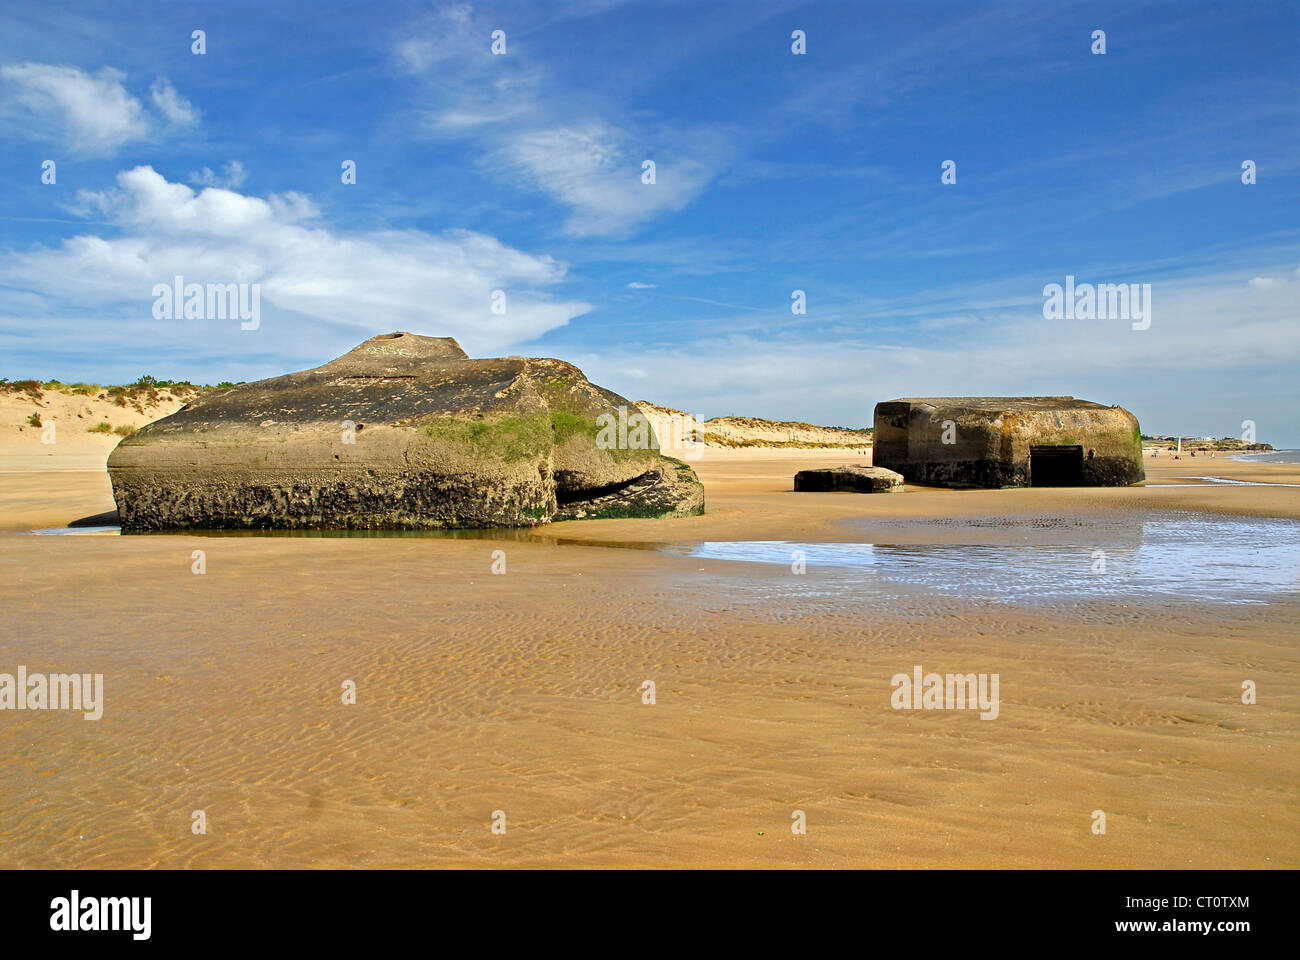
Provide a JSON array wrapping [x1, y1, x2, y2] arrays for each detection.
[[1, 0, 1297, 442]]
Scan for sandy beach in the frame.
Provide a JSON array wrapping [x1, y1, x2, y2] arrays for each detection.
[[1, 441, 1296, 868]]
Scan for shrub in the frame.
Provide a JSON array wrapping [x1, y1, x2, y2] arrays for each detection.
[[26, 412, 41, 427], [88, 422, 113, 433], [1, 379, 44, 400], [113, 424, 136, 436]]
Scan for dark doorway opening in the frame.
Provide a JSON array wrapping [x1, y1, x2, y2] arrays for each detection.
[[1030, 445, 1084, 486]]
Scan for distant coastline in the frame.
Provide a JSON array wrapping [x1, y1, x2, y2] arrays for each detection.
[[1142, 434, 1274, 455]]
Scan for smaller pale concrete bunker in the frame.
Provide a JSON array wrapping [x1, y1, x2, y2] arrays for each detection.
[[872, 397, 1144, 488]]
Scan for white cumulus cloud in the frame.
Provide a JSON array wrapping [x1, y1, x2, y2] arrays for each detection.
[[0, 63, 198, 154], [0, 167, 589, 363]]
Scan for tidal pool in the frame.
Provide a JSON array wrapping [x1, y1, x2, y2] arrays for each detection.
[[679, 514, 1300, 605]]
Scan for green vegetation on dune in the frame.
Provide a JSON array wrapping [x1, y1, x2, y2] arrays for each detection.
[[708, 416, 871, 434], [0, 379, 44, 400], [695, 432, 868, 449], [39, 380, 100, 396], [2, 375, 236, 404]]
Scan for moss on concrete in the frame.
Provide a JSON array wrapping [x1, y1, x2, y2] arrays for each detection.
[[422, 414, 552, 461]]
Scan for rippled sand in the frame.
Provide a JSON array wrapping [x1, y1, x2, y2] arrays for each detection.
[[0, 450, 1296, 867]]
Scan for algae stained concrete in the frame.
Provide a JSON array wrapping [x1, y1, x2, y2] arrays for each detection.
[[873, 397, 1144, 489], [108, 332, 703, 530]]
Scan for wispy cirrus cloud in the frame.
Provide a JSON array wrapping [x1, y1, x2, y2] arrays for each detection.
[[487, 122, 715, 238], [149, 77, 199, 127], [189, 160, 247, 190], [394, 4, 723, 237], [578, 260, 1300, 438]]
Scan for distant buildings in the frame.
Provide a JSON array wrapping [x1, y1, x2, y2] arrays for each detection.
[[1142, 434, 1273, 452]]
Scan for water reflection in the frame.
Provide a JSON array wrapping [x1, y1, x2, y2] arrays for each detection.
[[686, 515, 1300, 605]]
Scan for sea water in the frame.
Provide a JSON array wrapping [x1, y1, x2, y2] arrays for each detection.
[[681, 513, 1300, 605]]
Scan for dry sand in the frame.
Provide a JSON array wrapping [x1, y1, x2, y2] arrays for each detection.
[[0, 440, 1296, 868]]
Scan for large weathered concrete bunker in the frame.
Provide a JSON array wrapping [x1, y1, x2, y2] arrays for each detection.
[[108, 332, 704, 530], [872, 397, 1144, 488]]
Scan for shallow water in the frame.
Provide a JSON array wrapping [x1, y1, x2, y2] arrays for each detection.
[[1142, 475, 1300, 487], [1230, 449, 1300, 465], [1178, 476, 1300, 487], [25, 509, 1300, 606], [679, 513, 1300, 605], [30, 525, 120, 536]]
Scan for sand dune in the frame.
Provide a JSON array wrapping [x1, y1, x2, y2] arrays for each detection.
[[636, 401, 873, 449]]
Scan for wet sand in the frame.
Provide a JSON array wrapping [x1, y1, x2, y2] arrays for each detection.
[[0, 448, 1296, 867]]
